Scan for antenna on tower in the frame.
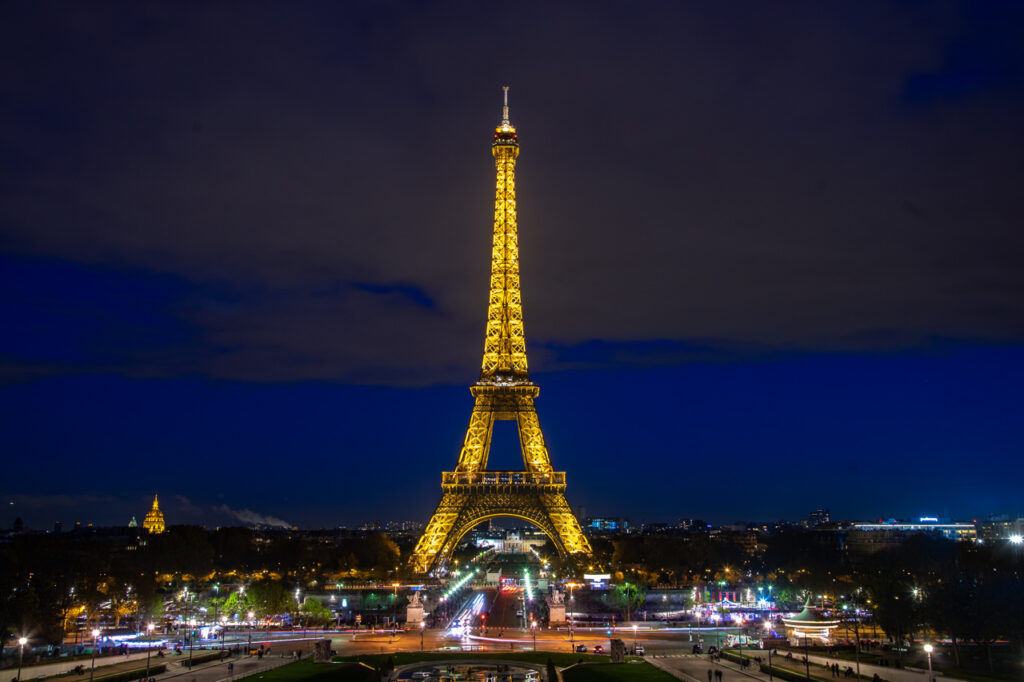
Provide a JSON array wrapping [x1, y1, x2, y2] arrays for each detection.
[[501, 86, 510, 126]]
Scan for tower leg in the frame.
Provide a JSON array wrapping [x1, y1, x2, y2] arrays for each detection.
[[515, 395, 553, 473], [410, 492, 462, 574], [455, 396, 495, 472]]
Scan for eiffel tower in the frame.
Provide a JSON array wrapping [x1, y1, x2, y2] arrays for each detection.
[[410, 88, 592, 574]]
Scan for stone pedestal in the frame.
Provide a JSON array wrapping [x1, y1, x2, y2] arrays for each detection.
[[405, 590, 425, 624], [547, 589, 566, 625], [313, 639, 332, 662], [610, 639, 626, 663]]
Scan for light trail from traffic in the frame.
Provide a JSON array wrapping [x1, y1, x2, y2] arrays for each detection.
[[445, 592, 487, 638]]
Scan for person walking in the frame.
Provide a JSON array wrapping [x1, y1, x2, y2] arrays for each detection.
[[708, 669, 713, 682]]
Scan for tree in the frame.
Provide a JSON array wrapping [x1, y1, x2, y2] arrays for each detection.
[[222, 590, 254, 620], [248, 579, 291, 618], [611, 582, 647, 621], [299, 598, 334, 627]]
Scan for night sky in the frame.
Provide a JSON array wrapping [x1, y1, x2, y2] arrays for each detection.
[[2, 2, 1023, 530]]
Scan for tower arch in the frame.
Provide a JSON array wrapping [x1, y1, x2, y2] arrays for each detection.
[[410, 89, 590, 574]]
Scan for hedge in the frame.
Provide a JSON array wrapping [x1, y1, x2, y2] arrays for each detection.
[[180, 651, 226, 667], [91, 664, 168, 682]]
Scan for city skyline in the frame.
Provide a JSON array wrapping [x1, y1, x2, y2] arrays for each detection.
[[2, 3, 1023, 529]]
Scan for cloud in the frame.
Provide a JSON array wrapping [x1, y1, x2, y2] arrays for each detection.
[[1, 3, 1022, 385], [214, 505, 292, 529]]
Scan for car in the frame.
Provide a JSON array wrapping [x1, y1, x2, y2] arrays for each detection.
[[635, 646, 645, 656], [594, 645, 605, 654], [575, 644, 587, 652]]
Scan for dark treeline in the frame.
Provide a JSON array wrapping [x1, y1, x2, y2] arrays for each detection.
[[0, 526, 404, 647], [579, 530, 1024, 665], [4, 524, 1024, 669]]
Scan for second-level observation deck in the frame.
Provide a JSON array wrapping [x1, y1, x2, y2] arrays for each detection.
[[442, 471, 566, 488]]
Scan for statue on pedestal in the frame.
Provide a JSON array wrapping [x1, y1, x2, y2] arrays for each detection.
[[406, 590, 425, 624], [547, 589, 566, 624]]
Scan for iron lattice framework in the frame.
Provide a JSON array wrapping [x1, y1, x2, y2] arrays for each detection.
[[410, 88, 592, 574]]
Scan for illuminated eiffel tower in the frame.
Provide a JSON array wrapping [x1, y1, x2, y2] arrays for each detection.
[[410, 88, 591, 574]]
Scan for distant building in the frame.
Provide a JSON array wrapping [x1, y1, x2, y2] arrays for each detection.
[[128, 516, 138, 528], [845, 519, 976, 555], [677, 519, 710, 531], [142, 494, 166, 534], [977, 516, 1024, 543], [807, 509, 831, 527], [583, 517, 629, 532]]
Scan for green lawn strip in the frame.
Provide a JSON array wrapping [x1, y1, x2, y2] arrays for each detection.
[[235, 660, 375, 682], [562, 662, 680, 681], [333, 651, 608, 668], [93, 664, 169, 682], [42, 662, 169, 682]]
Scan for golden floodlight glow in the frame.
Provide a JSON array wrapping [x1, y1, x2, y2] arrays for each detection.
[[142, 494, 165, 534], [409, 88, 591, 574]]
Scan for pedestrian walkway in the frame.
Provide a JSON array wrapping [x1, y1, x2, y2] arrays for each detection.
[[647, 652, 773, 682], [800, 651, 967, 682], [18, 650, 163, 681], [151, 654, 293, 682]]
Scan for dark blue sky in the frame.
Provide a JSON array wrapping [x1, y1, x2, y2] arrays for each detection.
[[2, 2, 1023, 529]]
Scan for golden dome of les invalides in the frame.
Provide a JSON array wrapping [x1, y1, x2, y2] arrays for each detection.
[[142, 494, 165, 534]]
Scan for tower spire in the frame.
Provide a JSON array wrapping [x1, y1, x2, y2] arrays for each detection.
[[409, 91, 591, 574], [483, 84, 524, 381]]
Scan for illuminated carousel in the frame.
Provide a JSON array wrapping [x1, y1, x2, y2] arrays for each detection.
[[781, 598, 840, 644]]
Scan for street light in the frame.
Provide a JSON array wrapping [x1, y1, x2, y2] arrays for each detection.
[[531, 620, 537, 650], [420, 621, 425, 651], [89, 629, 100, 682], [247, 611, 254, 654], [924, 644, 935, 682], [633, 624, 638, 654], [18, 637, 28, 682], [391, 583, 399, 643], [145, 623, 155, 679]]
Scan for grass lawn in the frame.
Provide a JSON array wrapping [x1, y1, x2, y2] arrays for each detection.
[[333, 651, 608, 668], [562, 662, 680, 681], [237, 661, 375, 682]]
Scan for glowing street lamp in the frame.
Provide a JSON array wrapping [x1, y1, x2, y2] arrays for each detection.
[[145, 623, 155, 679], [420, 621, 425, 651], [632, 624, 638, 653], [89, 629, 100, 682], [247, 611, 255, 654], [924, 644, 935, 682], [531, 620, 537, 650], [18, 637, 28, 682]]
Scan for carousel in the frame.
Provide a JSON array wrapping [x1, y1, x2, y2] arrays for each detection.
[[781, 598, 841, 645]]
